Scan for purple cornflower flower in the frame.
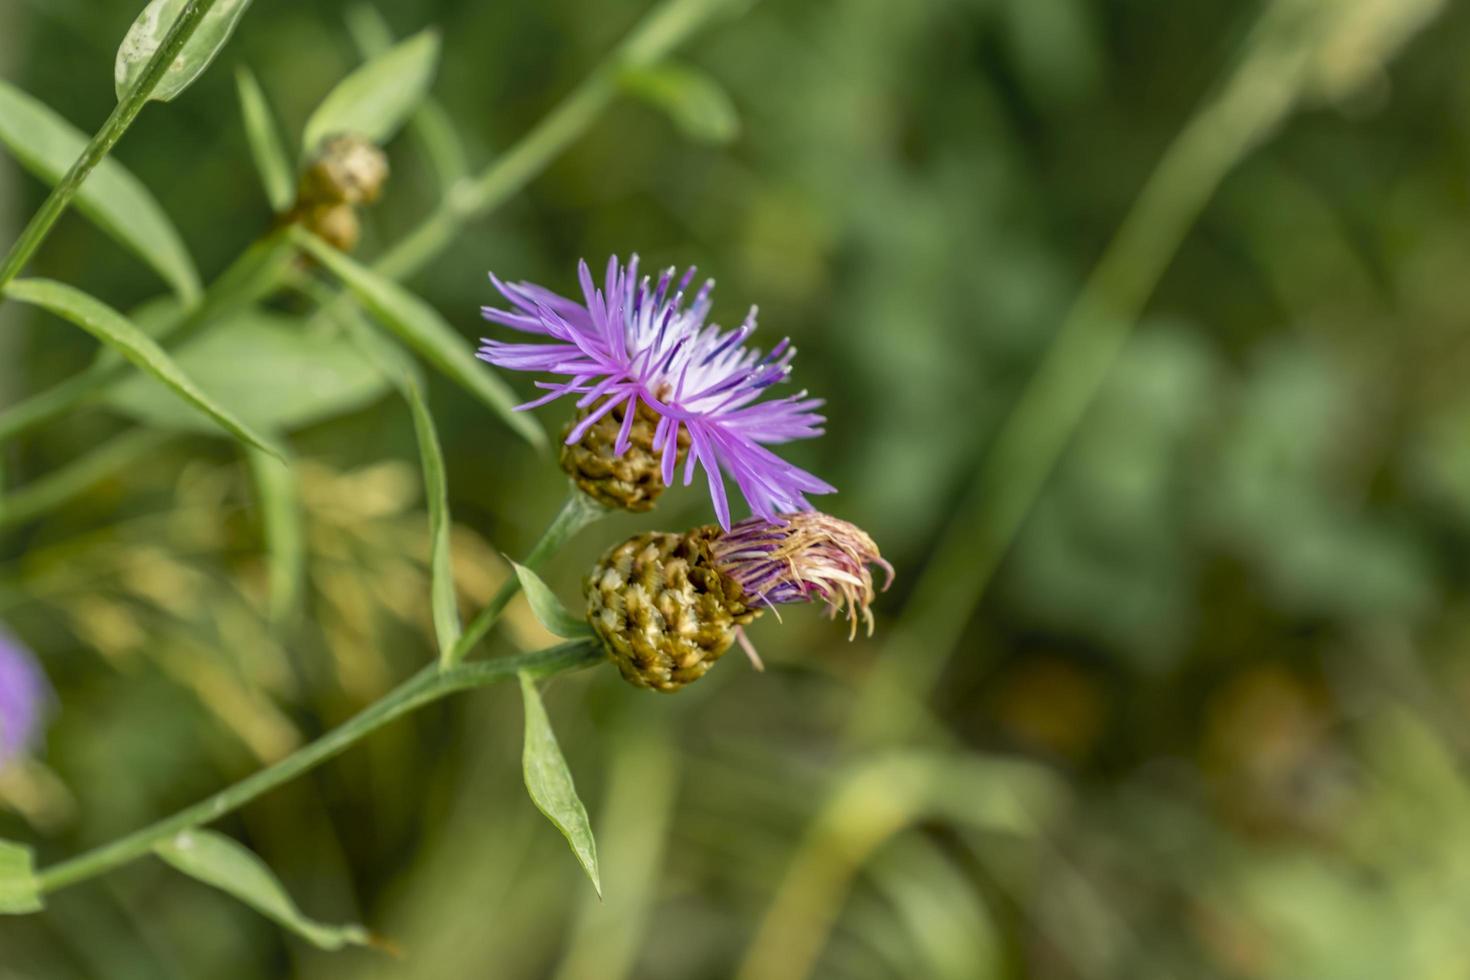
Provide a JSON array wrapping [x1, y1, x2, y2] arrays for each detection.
[[0, 628, 49, 768], [477, 254, 834, 528], [709, 512, 895, 639]]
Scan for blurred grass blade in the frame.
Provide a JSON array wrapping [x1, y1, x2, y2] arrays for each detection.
[[293, 229, 545, 449], [0, 428, 173, 529], [301, 27, 440, 156], [618, 62, 739, 144], [513, 562, 592, 639], [345, 4, 468, 188], [0, 80, 200, 303], [404, 379, 461, 664], [116, 0, 256, 103], [154, 830, 378, 950], [246, 447, 304, 625], [4, 279, 280, 458], [234, 66, 294, 211], [518, 672, 601, 897], [0, 840, 43, 915]]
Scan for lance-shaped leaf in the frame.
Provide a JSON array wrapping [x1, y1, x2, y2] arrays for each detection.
[[235, 65, 294, 211], [302, 28, 440, 156], [5, 279, 280, 458], [155, 830, 378, 950], [0, 839, 42, 915], [115, 0, 257, 103], [0, 80, 200, 302], [619, 62, 739, 145], [293, 230, 544, 449], [404, 379, 461, 663], [519, 672, 601, 897], [106, 308, 389, 434], [513, 562, 593, 639]]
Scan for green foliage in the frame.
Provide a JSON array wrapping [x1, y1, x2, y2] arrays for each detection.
[[513, 562, 594, 639], [619, 62, 739, 144], [154, 829, 375, 950], [5, 278, 278, 456], [115, 0, 257, 103], [519, 672, 601, 897], [294, 229, 544, 449], [0, 79, 200, 301], [234, 65, 294, 210], [106, 306, 389, 434], [404, 378, 462, 664], [0, 841, 42, 915], [301, 28, 440, 157]]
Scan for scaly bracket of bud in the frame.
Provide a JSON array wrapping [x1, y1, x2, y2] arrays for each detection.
[[286, 133, 390, 253], [561, 400, 690, 512], [585, 513, 891, 692]]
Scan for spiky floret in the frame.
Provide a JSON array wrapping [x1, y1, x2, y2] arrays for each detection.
[[585, 513, 892, 692], [709, 513, 894, 639], [477, 254, 834, 528]]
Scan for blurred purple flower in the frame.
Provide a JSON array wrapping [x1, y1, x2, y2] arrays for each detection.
[[478, 254, 834, 528], [0, 628, 49, 767]]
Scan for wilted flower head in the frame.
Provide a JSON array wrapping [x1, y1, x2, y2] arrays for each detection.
[[478, 254, 834, 528], [585, 512, 891, 692], [0, 628, 49, 767], [708, 512, 894, 639]]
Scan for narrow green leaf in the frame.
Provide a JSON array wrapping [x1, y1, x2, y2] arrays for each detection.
[[293, 229, 545, 449], [619, 62, 739, 144], [155, 830, 377, 950], [0, 840, 43, 915], [0, 428, 174, 530], [247, 447, 304, 624], [235, 65, 294, 211], [107, 308, 389, 434], [115, 0, 256, 103], [405, 379, 461, 663], [301, 28, 440, 156], [345, 4, 467, 187], [4, 279, 280, 458], [0, 80, 200, 302], [518, 672, 601, 897], [513, 562, 593, 639]]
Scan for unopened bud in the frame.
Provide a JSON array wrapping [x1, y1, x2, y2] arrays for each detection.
[[585, 512, 891, 692], [299, 133, 389, 206]]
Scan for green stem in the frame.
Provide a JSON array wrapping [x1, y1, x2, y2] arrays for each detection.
[[0, 0, 226, 293], [0, 428, 174, 528], [35, 639, 602, 896], [449, 491, 606, 667]]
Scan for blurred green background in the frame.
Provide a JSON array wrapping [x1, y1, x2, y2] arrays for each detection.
[[4, 0, 1470, 977]]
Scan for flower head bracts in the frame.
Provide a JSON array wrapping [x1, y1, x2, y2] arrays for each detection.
[[708, 513, 894, 639], [478, 254, 834, 528]]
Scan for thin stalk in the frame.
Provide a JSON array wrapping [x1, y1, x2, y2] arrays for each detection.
[[0, 0, 226, 293], [449, 491, 606, 667], [35, 639, 602, 896]]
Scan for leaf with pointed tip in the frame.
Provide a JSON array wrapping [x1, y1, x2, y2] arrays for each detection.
[[235, 65, 294, 210], [155, 830, 379, 950], [5, 278, 280, 458], [0, 80, 200, 302], [302, 28, 440, 156], [115, 0, 256, 103], [513, 562, 592, 639], [519, 673, 601, 897], [0, 840, 42, 915], [619, 62, 739, 145], [293, 230, 544, 449]]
